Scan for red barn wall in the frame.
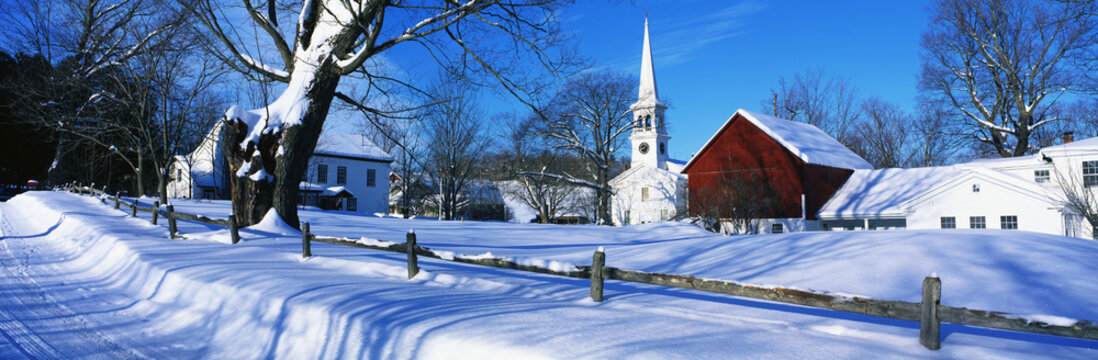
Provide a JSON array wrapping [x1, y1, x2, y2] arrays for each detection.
[[684, 114, 854, 220]]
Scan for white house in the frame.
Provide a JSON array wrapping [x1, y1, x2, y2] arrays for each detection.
[[818, 134, 1098, 238], [168, 121, 393, 215], [610, 19, 688, 225]]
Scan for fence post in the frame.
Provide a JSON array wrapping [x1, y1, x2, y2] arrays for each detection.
[[114, 192, 121, 210], [151, 201, 160, 225], [591, 248, 605, 302], [920, 275, 942, 350], [229, 214, 240, 245], [130, 200, 138, 217], [407, 230, 419, 279], [302, 222, 311, 258], [166, 205, 177, 239]]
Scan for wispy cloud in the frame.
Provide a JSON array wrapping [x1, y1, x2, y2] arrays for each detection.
[[605, 1, 765, 72]]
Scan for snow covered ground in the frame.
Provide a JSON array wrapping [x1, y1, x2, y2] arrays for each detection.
[[1, 191, 1097, 358]]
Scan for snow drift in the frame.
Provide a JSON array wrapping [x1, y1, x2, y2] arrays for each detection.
[[1, 191, 1097, 358]]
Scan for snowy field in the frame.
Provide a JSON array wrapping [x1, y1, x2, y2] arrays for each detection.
[[1, 191, 1097, 359]]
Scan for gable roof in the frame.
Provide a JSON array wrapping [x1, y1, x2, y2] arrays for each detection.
[[610, 163, 686, 187], [818, 165, 1056, 219], [313, 133, 393, 162], [682, 109, 872, 173]]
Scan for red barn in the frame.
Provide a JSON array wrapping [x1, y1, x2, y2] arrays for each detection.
[[681, 109, 872, 233]]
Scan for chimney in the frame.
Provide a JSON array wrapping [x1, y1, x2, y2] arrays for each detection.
[[1064, 131, 1075, 144]]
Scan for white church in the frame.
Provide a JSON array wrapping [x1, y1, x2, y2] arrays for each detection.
[[610, 19, 689, 226]]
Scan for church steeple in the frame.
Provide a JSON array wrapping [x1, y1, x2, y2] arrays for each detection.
[[629, 18, 670, 170], [636, 18, 661, 106]]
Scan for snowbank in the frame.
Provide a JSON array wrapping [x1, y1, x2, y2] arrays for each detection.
[[1, 192, 1097, 358]]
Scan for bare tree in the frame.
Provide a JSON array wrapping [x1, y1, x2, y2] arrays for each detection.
[[107, 29, 226, 204], [1053, 163, 1098, 239], [852, 97, 910, 168], [693, 172, 778, 235], [185, 0, 573, 228], [539, 70, 634, 225], [907, 102, 966, 167], [420, 80, 490, 221], [2, 0, 187, 190], [920, 0, 1098, 157], [762, 68, 861, 147], [497, 113, 572, 223]]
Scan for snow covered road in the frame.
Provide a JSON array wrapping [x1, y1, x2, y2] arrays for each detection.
[[1, 191, 1096, 358]]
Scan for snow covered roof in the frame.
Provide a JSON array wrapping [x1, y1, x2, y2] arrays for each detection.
[[683, 109, 872, 172], [665, 159, 687, 174], [610, 163, 686, 187], [313, 133, 393, 162], [818, 165, 1055, 219], [1037, 136, 1098, 159], [322, 186, 355, 197]]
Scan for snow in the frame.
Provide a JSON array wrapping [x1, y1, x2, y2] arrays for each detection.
[[819, 165, 1054, 219], [313, 133, 393, 162], [819, 166, 963, 218], [249, 208, 299, 236], [1, 191, 1097, 358]]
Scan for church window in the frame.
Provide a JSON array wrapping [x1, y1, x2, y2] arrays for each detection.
[[646, 115, 652, 129], [659, 142, 665, 154], [642, 187, 649, 201]]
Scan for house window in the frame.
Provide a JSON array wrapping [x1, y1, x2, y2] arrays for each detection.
[[972, 183, 980, 192], [771, 223, 784, 233], [624, 210, 631, 225], [1085, 161, 1098, 187], [641, 187, 649, 201], [337, 166, 347, 185], [317, 164, 328, 184], [1001, 215, 1018, 230], [347, 198, 357, 212], [970, 216, 986, 229], [1034, 169, 1050, 183], [367, 169, 376, 187], [941, 216, 956, 229], [661, 209, 669, 221], [176, 169, 181, 180]]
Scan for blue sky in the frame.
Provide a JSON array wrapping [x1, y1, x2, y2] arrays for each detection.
[[558, 0, 929, 160]]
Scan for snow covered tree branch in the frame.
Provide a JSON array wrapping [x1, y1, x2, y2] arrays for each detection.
[[920, 0, 1098, 157], [185, 0, 573, 227]]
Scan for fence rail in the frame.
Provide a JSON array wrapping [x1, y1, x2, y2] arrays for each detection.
[[60, 184, 1098, 349]]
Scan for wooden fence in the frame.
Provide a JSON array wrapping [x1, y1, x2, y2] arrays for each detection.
[[62, 184, 1098, 350]]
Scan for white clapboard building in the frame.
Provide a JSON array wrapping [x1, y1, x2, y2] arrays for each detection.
[[168, 121, 393, 215], [818, 134, 1098, 238]]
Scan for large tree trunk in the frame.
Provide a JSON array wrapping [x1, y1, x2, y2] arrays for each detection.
[[222, 61, 343, 229]]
